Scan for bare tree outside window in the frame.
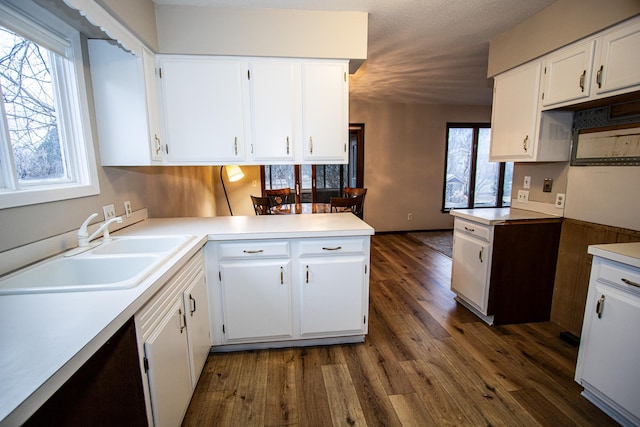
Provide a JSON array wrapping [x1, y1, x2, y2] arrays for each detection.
[[0, 26, 66, 183]]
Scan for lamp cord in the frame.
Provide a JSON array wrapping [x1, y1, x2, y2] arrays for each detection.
[[220, 166, 233, 216]]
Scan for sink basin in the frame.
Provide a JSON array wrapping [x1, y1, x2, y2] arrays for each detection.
[[90, 235, 194, 255], [0, 254, 160, 295]]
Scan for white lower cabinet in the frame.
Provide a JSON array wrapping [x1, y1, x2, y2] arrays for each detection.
[[136, 250, 211, 426], [575, 247, 640, 426], [206, 236, 370, 349]]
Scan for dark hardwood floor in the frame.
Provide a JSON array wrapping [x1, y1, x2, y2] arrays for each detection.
[[182, 233, 617, 426]]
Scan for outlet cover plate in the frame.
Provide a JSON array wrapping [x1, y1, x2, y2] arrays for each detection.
[[124, 201, 132, 218], [555, 193, 566, 209], [517, 190, 529, 203], [102, 204, 116, 221]]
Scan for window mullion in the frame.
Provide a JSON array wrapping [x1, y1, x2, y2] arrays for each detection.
[[468, 127, 479, 208]]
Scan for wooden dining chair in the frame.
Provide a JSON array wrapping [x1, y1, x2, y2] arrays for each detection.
[[344, 187, 367, 198], [265, 188, 294, 207], [250, 195, 271, 215], [330, 193, 366, 219]]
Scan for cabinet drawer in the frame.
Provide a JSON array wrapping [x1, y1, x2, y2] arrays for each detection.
[[298, 237, 366, 256], [218, 241, 289, 259], [454, 219, 491, 241], [597, 260, 640, 294]]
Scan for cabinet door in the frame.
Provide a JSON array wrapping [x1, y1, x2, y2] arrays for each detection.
[[144, 298, 192, 427], [451, 231, 491, 313], [489, 62, 541, 161], [160, 57, 246, 163], [578, 281, 640, 421], [142, 47, 164, 162], [220, 260, 292, 341], [541, 40, 595, 107], [299, 256, 367, 336], [248, 60, 298, 162], [183, 270, 211, 389], [594, 19, 640, 95], [301, 61, 348, 163], [88, 40, 156, 166]]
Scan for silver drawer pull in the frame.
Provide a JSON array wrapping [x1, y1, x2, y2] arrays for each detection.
[[280, 266, 284, 285], [596, 295, 605, 319], [464, 226, 475, 232], [621, 278, 640, 288], [322, 246, 342, 251], [243, 249, 264, 254], [479, 247, 484, 263]]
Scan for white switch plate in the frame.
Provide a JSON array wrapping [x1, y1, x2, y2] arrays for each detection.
[[102, 204, 116, 221], [523, 176, 531, 189], [124, 201, 132, 218], [517, 190, 529, 203], [555, 193, 566, 208]]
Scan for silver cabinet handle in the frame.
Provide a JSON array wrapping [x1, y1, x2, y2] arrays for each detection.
[[596, 65, 603, 88], [154, 134, 162, 155], [306, 265, 309, 283], [234, 136, 238, 155], [286, 136, 290, 155], [309, 136, 313, 154], [189, 294, 196, 315], [523, 135, 529, 153], [621, 278, 640, 288], [322, 246, 342, 251], [479, 247, 484, 263], [464, 226, 475, 232], [280, 266, 284, 285], [596, 295, 605, 319], [243, 249, 264, 254], [579, 70, 586, 92], [179, 308, 186, 333]]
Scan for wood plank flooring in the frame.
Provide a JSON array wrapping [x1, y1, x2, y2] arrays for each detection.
[[183, 233, 617, 426]]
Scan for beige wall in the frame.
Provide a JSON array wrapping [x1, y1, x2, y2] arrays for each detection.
[[98, 0, 159, 51], [350, 101, 492, 232], [511, 162, 569, 205], [488, 0, 640, 76]]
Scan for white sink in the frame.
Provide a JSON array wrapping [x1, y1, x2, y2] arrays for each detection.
[[0, 234, 196, 295], [0, 255, 161, 295], [90, 235, 194, 255]]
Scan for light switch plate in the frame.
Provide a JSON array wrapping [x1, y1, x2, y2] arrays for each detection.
[[102, 204, 116, 221], [523, 176, 531, 189]]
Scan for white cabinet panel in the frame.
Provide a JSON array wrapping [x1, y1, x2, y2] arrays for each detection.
[[144, 298, 192, 427], [594, 19, 640, 95], [160, 57, 247, 163], [299, 256, 367, 336], [183, 271, 211, 388], [541, 40, 595, 107], [220, 260, 292, 342], [248, 60, 298, 162], [301, 61, 348, 163], [451, 229, 491, 313]]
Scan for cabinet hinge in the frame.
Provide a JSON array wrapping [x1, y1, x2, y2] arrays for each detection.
[[165, 144, 169, 154], [219, 271, 221, 282], [344, 143, 347, 153], [365, 265, 367, 274], [222, 324, 225, 334], [542, 92, 545, 100], [344, 71, 347, 82], [247, 70, 250, 80], [159, 67, 162, 78], [364, 315, 366, 324], [544, 66, 547, 74], [143, 357, 149, 373]]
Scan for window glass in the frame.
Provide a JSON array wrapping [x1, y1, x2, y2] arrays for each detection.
[[0, 27, 68, 184], [443, 124, 511, 211]]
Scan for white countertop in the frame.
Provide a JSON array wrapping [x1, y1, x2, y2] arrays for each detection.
[[0, 213, 373, 425], [449, 207, 562, 225], [588, 242, 640, 269]]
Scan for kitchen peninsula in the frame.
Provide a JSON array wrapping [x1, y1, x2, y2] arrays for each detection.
[[0, 212, 374, 426]]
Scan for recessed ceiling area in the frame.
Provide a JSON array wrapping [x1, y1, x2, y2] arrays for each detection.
[[153, 0, 557, 105]]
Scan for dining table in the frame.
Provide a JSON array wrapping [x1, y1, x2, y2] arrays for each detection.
[[270, 202, 332, 215]]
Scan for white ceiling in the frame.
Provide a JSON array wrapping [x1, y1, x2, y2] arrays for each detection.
[[153, 0, 557, 105]]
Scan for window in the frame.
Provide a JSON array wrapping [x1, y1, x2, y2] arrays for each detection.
[[261, 164, 347, 203], [443, 123, 512, 211], [0, 0, 99, 209]]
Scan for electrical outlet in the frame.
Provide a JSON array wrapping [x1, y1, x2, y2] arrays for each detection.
[[102, 204, 116, 221], [555, 193, 566, 209], [124, 201, 132, 218], [517, 190, 529, 203], [407, 213, 413, 221], [523, 176, 531, 189]]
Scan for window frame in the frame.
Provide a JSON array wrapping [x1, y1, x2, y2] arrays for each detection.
[[442, 122, 511, 212], [0, 0, 99, 209]]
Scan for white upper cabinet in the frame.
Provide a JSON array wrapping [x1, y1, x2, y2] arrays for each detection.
[[248, 60, 298, 163], [490, 62, 573, 162], [159, 56, 248, 164], [88, 40, 163, 166], [594, 18, 640, 96], [541, 40, 596, 108], [301, 61, 349, 163]]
